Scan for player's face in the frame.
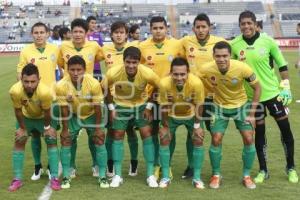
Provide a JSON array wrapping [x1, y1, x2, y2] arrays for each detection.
[[64, 31, 72, 40], [111, 27, 127, 45], [68, 64, 85, 83], [124, 57, 139, 78], [131, 28, 140, 40], [32, 26, 48, 47], [22, 74, 39, 95], [193, 20, 210, 41], [151, 22, 167, 43], [171, 65, 188, 87], [88, 20, 97, 32], [72, 26, 86, 45], [213, 48, 231, 74], [239, 17, 256, 38]]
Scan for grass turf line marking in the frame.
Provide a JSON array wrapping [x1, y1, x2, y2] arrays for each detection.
[[37, 182, 52, 200]]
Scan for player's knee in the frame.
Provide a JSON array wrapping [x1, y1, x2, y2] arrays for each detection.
[[211, 134, 222, 146], [192, 134, 204, 146], [92, 134, 105, 145], [243, 133, 254, 145], [113, 130, 125, 140], [15, 136, 27, 146], [256, 119, 265, 125], [60, 134, 71, 146], [45, 135, 57, 145]]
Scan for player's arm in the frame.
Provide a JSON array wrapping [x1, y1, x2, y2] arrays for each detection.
[[101, 72, 115, 122], [95, 44, 105, 63], [41, 92, 57, 139], [144, 70, 160, 121], [57, 49, 65, 78]]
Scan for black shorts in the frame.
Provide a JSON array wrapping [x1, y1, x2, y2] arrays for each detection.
[[255, 96, 289, 120]]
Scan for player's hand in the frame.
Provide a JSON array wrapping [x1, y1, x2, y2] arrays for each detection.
[[15, 128, 27, 142], [143, 108, 153, 122], [277, 79, 292, 106], [44, 127, 57, 139], [245, 115, 256, 129], [159, 126, 171, 141], [193, 127, 205, 142]]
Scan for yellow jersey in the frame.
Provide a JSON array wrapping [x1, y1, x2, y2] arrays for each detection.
[[102, 64, 160, 107], [9, 81, 53, 119], [200, 59, 258, 109], [159, 73, 205, 118], [55, 74, 103, 119]]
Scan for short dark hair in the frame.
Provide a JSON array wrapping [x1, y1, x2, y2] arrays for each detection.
[[129, 24, 140, 35], [297, 22, 300, 27], [193, 13, 210, 26], [67, 55, 86, 69], [71, 18, 88, 32], [257, 20, 263, 29], [52, 25, 61, 32], [170, 57, 189, 72], [239, 10, 256, 24], [111, 21, 128, 34], [150, 16, 167, 27], [59, 27, 70, 39], [86, 15, 97, 24], [123, 46, 141, 61], [213, 41, 231, 54], [21, 63, 39, 77], [31, 22, 49, 33]]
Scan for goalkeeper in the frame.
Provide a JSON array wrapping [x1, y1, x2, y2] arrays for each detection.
[[231, 10, 298, 184]]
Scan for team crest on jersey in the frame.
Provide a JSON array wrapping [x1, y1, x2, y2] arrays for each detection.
[[88, 54, 93, 61], [30, 58, 35, 64], [147, 56, 152, 60], [210, 76, 217, 86], [189, 47, 194, 52], [107, 54, 112, 59], [239, 50, 246, 61], [168, 55, 174, 62], [66, 54, 70, 59], [231, 78, 238, 85], [66, 94, 73, 102], [21, 99, 28, 106], [51, 54, 55, 61]]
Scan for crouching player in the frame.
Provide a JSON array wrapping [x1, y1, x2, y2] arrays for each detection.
[[102, 46, 160, 187], [8, 64, 60, 192], [55, 55, 108, 189], [158, 57, 206, 189], [199, 41, 261, 189]]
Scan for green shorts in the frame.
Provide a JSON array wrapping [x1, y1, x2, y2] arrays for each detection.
[[112, 104, 150, 131], [68, 114, 105, 139], [167, 117, 204, 137], [210, 102, 253, 134], [16, 117, 58, 136]]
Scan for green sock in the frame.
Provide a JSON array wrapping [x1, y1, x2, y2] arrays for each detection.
[[112, 140, 124, 176], [143, 136, 155, 177], [95, 144, 107, 178], [127, 134, 138, 160], [60, 146, 71, 178], [209, 145, 222, 175], [70, 138, 77, 169], [186, 133, 194, 168], [169, 134, 176, 164], [47, 147, 59, 178], [31, 137, 41, 165], [88, 136, 97, 166], [152, 121, 160, 166], [242, 144, 256, 176], [193, 146, 205, 181], [105, 132, 113, 160], [159, 146, 170, 179], [13, 150, 25, 180]]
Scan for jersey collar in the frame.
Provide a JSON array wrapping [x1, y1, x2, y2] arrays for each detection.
[[242, 32, 260, 46]]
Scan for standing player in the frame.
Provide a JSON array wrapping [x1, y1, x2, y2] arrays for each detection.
[[100, 21, 139, 177], [9, 64, 60, 192], [180, 13, 225, 179], [86, 15, 104, 81], [139, 16, 183, 179], [17, 22, 59, 181], [128, 24, 140, 46], [59, 27, 71, 41], [158, 57, 206, 189], [58, 18, 103, 177], [56, 55, 108, 189], [231, 11, 298, 184], [102, 46, 160, 187], [200, 41, 261, 189]]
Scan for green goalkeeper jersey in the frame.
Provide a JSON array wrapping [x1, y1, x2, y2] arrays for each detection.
[[231, 33, 287, 102]]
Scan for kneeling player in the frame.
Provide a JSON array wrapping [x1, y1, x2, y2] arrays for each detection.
[[200, 41, 261, 189], [158, 57, 206, 189], [9, 64, 60, 192], [102, 46, 160, 188], [56, 55, 108, 189]]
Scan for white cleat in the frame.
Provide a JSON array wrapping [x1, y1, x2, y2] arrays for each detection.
[[92, 166, 99, 177], [110, 175, 123, 188], [106, 167, 115, 179], [159, 178, 171, 188], [31, 168, 44, 181], [128, 164, 138, 177], [147, 175, 158, 188], [70, 168, 77, 179]]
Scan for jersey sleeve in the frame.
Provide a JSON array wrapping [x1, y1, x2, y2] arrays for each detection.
[[145, 69, 160, 88], [158, 81, 169, 105], [95, 44, 105, 62], [243, 64, 258, 85], [9, 87, 22, 109], [178, 37, 186, 58], [55, 83, 68, 106], [193, 79, 205, 104], [269, 38, 288, 68], [40, 92, 53, 110], [17, 50, 27, 73], [57, 48, 65, 69], [91, 81, 103, 103]]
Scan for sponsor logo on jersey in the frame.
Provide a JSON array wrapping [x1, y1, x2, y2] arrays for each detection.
[[156, 52, 165, 55], [39, 56, 47, 60]]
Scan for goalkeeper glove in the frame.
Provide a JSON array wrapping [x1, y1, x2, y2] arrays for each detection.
[[277, 79, 292, 106]]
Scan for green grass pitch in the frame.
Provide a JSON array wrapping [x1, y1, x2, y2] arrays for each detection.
[[0, 51, 299, 200]]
